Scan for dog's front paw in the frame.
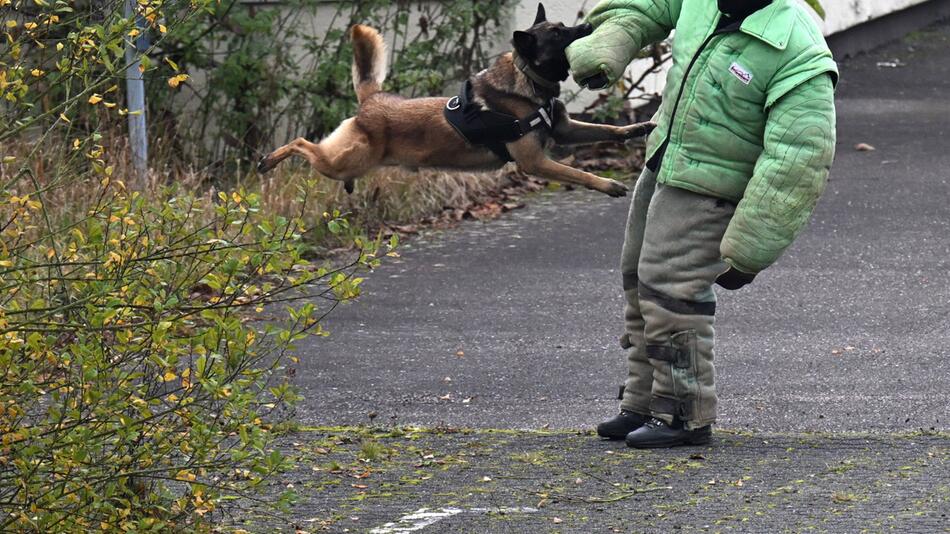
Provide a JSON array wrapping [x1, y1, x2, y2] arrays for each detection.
[[598, 178, 629, 198], [257, 155, 276, 174], [622, 121, 657, 139]]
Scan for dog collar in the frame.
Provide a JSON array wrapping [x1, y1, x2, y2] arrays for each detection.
[[512, 52, 561, 92]]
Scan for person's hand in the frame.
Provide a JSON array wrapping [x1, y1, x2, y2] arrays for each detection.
[[715, 267, 756, 290]]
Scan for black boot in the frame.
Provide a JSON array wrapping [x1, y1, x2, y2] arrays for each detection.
[[625, 418, 712, 448], [597, 410, 650, 440]]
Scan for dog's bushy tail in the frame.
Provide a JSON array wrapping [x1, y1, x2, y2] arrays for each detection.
[[350, 25, 387, 103]]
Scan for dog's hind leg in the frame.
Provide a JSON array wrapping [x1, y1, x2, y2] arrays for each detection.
[[257, 119, 379, 192]]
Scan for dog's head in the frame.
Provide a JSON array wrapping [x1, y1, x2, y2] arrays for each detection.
[[511, 3, 593, 83]]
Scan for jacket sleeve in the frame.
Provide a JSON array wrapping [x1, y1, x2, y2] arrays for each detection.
[[566, 0, 682, 86], [720, 73, 837, 274]]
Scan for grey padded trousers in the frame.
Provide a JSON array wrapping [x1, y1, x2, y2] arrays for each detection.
[[619, 168, 736, 430]]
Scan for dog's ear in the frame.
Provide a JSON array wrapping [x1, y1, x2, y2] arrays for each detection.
[[512, 31, 537, 55], [534, 3, 547, 25]]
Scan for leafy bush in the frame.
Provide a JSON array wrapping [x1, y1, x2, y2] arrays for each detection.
[[0, 0, 384, 529], [0, 180, 385, 530]]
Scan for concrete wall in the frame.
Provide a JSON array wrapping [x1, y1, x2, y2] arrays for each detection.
[[821, 0, 929, 34]]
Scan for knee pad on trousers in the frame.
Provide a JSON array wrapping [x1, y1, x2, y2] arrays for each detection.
[[646, 329, 698, 420]]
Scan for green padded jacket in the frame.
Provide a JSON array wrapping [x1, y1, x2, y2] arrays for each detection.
[[566, 0, 838, 274]]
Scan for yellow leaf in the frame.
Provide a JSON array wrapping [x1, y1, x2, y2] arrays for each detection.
[[164, 57, 179, 71], [159, 24, 167, 33], [88, 94, 102, 105], [59, 113, 70, 123], [231, 191, 242, 203], [0, 260, 12, 267], [128, 28, 140, 38], [23, 22, 37, 30], [167, 73, 188, 88], [30, 69, 43, 77], [1, 156, 15, 163], [103, 101, 116, 108], [5, 21, 16, 29], [56, 42, 63, 51], [161, 370, 177, 382]]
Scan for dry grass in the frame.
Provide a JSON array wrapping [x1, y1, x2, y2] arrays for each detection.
[[2, 132, 516, 249], [3, 127, 642, 253], [255, 162, 513, 228]]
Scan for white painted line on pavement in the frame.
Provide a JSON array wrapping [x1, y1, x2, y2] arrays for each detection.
[[370, 506, 539, 533]]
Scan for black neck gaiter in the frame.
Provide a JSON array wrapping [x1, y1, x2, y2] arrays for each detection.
[[718, 0, 772, 21]]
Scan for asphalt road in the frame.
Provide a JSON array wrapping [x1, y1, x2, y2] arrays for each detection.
[[235, 427, 947, 533], [293, 22, 950, 434]]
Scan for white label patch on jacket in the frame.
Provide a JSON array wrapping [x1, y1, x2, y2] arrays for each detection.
[[728, 62, 753, 85]]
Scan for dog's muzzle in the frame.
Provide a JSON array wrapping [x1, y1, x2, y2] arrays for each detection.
[[576, 22, 593, 38]]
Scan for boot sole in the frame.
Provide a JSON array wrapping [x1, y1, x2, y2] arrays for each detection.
[[625, 434, 712, 449], [597, 423, 648, 440]]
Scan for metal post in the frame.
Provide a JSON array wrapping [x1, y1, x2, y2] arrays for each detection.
[[124, 0, 149, 186]]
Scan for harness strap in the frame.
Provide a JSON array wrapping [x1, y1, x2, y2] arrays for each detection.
[[444, 80, 558, 162]]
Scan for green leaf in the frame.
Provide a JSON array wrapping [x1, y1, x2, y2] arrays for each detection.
[[804, 0, 825, 19]]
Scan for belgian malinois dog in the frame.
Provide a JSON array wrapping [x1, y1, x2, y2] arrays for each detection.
[[257, 3, 655, 197]]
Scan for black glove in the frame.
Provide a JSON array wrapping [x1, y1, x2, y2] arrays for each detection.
[[582, 73, 610, 90], [715, 267, 756, 290]]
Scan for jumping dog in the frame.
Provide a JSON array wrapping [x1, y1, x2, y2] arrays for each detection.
[[257, 3, 655, 197]]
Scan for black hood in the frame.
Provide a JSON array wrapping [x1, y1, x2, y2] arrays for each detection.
[[718, 0, 772, 20]]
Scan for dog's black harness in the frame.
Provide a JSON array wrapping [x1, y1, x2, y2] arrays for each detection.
[[444, 79, 559, 162]]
